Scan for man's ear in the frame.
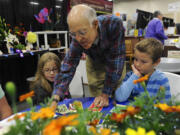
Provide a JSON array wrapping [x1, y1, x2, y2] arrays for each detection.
[[93, 20, 98, 29], [153, 58, 161, 67]]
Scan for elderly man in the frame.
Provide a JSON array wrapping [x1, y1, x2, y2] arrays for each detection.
[[51, 4, 126, 108], [145, 11, 168, 44]]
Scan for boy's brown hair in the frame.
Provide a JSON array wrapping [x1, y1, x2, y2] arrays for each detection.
[[134, 38, 163, 63]]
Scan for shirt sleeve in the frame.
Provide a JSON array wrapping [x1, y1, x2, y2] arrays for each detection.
[[102, 17, 126, 95], [115, 72, 139, 102], [155, 21, 168, 40], [159, 76, 171, 101], [53, 40, 83, 99]]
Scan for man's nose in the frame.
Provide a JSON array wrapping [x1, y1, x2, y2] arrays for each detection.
[[75, 34, 83, 42]]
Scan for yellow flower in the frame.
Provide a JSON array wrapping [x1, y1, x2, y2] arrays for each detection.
[[137, 127, 146, 135], [125, 128, 137, 135], [125, 127, 156, 135], [146, 131, 156, 135], [112, 132, 120, 135], [89, 126, 98, 135], [27, 31, 37, 43], [100, 128, 111, 135], [174, 39, 179, 43], [31, 107, 54, 120]]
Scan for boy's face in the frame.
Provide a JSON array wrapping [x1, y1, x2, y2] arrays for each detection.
[[133, 50, 160, 75]]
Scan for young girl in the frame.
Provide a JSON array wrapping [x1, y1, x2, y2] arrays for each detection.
[[30, 52, 71, 105]]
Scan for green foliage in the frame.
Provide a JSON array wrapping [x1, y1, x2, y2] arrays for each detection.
[[0, 16, 9, 42], [4, 112, 52, 135], [3, 81, 180, 135], [14, 43, 26, 50], [103, 89, 180, 135]]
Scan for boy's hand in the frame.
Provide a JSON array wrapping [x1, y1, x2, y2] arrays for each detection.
[[132, 64, 141, 77]]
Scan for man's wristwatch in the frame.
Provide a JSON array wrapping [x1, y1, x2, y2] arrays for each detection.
[[52, 98, 59, 103]]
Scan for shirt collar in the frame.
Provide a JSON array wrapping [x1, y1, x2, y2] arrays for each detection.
[[93, 36, 99, 46]]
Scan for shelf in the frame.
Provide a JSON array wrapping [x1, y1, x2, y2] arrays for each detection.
[[34, 31, 68, 51]]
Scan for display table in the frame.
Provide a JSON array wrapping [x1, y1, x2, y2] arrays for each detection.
[[24, 97, 128, 116], [156, 57, 180, 73]]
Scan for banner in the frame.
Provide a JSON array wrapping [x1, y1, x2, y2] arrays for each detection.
[[70, 0, 113, 13]]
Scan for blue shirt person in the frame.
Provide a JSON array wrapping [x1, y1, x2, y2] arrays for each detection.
[[145, 11, 168, 44]]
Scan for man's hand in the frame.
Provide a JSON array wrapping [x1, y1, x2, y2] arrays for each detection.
[[50, 95, 60, 112], [94, 93, 109, 107]]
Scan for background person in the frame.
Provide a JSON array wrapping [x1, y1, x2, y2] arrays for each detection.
[[51, 4, 126, 108], [0, 85, 12, 120], [115, 38, 171, 102], [145, 11, 168, 44]]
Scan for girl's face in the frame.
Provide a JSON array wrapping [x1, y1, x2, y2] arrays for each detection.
[[133, 50, 160, 75], [43, 60, 59, 82]]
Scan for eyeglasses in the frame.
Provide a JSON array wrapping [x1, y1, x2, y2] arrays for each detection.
[[69, 29, 88, 38], [43, 67, 59, 74]]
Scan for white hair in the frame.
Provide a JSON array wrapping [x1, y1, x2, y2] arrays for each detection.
[[68, 4, 97, 27]]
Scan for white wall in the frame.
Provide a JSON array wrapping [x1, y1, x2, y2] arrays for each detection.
[[113, 0, 180, 23]]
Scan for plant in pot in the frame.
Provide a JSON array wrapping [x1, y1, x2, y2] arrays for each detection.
[[0, 16, 9, 54]]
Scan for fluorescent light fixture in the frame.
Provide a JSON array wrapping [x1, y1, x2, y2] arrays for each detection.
[[55, 5, 61, 8], [30, 2, 39, 5], [57, 0, 63, 2], [107, 0, 112, 1]]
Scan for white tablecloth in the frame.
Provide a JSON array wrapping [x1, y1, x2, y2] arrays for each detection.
[[156, 57, 180, 73]]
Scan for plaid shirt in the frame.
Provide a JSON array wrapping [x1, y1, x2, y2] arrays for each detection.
[[53, 15, 125, 98]]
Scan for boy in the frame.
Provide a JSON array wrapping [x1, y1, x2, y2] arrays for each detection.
[[115, 38, 171, 102]]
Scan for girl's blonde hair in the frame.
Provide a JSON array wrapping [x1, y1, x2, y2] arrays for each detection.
[[30, 52, 61, 93]]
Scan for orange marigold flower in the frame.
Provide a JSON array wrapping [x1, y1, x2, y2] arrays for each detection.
[[8, 113, 26, 121], [175, 105, 180, 113], [110, 113, 127, 123], [88, 119, 99, 127], [19, 91, 34, 102], [43, 114, 79, 135], [89, 126, 98, 135], [125, 106, 141, 116], [31, 107, 55, 120], [112, 132, 120, 135], [100, 128, 111, 135], [154, 103, 180, 113], [154, 104, 170, 111], [133, 74, 149, 84]]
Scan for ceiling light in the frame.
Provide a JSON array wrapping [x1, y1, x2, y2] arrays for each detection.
[[55, 5, 61, 8], [30, 2, 39, 5]]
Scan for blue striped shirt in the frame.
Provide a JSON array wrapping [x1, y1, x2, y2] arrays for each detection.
[[115, 70, 171, 102]]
